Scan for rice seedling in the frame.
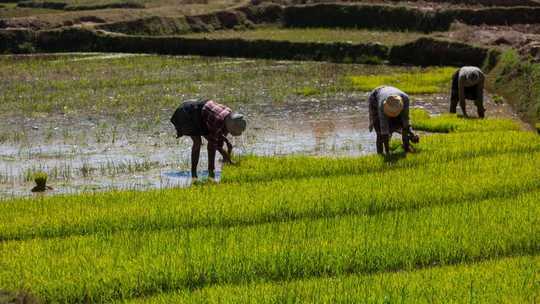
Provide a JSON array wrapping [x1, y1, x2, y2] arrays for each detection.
[[125, 255, 540, 304], [410, 109, 520, 133], [0, 55, 538, 303], [1, 147, 538, 242], [349, 67, 455, 94], [223, 130, 539, 183], [30, 171, 50, 192], [0, 190, 538, 302]]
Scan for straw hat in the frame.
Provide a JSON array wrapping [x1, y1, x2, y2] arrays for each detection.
[[225, 113, 246, 136], [383, 95, 404, 118]]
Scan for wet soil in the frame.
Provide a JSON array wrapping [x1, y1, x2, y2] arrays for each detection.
[[0, 88, 518, 198], [446, 23, 540, 61]]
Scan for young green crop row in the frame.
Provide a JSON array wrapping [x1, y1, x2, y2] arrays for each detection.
[[349, 67, 455, 94], [223, 129, 538, 183], [410, 109, 521, 133], [1, 148, 539, 242], [125, 255, 540, 304], [0, 190, 538, 303], [0, 115, 538, 303]]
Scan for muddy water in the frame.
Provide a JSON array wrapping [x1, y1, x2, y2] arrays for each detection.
[[0, 93, 478, 198]]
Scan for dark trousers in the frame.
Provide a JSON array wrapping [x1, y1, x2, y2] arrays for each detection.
[[374, 118, 404, 154], [450, 71, 485, 118]]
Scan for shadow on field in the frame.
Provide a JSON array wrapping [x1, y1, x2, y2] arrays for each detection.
[[0, 290, 39, 304], [383, 151, 408, 163]]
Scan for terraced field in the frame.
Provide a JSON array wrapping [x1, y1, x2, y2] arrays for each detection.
[[1, 0, 540, 301]]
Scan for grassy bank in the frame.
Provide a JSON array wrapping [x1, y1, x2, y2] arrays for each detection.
[[0, 113, 539, 302], [489, 49, 540, 127]]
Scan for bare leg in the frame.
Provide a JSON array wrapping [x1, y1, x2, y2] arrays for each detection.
[[459, 98, 468, 117], [450, 98, 458, 114], [207, 144, 217, 179], [377, 133, 390, 155], [190, 136, 202, 178], [376, 132, 384, 154]]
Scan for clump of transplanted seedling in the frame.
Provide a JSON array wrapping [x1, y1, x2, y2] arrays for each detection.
[[492, 94, 505, 105], [31, 171, 53, 192]]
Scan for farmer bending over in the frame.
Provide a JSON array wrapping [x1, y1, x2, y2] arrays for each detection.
[[171, 99, 246, 180], [368, 86, 418, 155], [450, 66, 485, 118]]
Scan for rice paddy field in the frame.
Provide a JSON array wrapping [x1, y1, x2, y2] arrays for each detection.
[[0, 116, 539, 302], [0, 53, 484, 196], [0, 52, 539, 303]]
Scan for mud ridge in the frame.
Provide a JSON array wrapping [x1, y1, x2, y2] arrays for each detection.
[[95, 2, 283, 36], [272, 0, 540, 7], [0, 27, 494, 67], [389, 37, 498, 67], [283, 3, 540, 32]]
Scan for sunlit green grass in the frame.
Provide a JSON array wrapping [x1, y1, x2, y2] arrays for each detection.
[[180, 27, 428, 46], [349, 67, 455, 94]]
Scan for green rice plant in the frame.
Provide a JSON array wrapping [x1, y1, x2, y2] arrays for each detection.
[[1, 151, 539, 242], [31, 171, 48, 192], [410, 109, 521, 133], [222, 130, 540, 183], [0, 191, 538, 303], [295, 86, 321, 97], [348, 67, 455, 94], [125, 255, 540, 304]]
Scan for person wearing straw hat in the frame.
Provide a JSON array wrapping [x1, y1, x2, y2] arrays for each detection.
[[171, 98, 246, 180], [450, 66, 485, 118], [368, 86, 418, 155]]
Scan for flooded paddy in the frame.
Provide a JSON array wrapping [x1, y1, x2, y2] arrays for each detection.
[[0, 53, 515, 197]]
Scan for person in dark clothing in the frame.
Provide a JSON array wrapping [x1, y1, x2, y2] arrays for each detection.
[[450, 66, 485, 118], [368, 86, 419, 155], [170, 99, 246, 180]]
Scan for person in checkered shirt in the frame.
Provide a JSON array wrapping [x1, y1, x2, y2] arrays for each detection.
[[171, 99, 247, 180]]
